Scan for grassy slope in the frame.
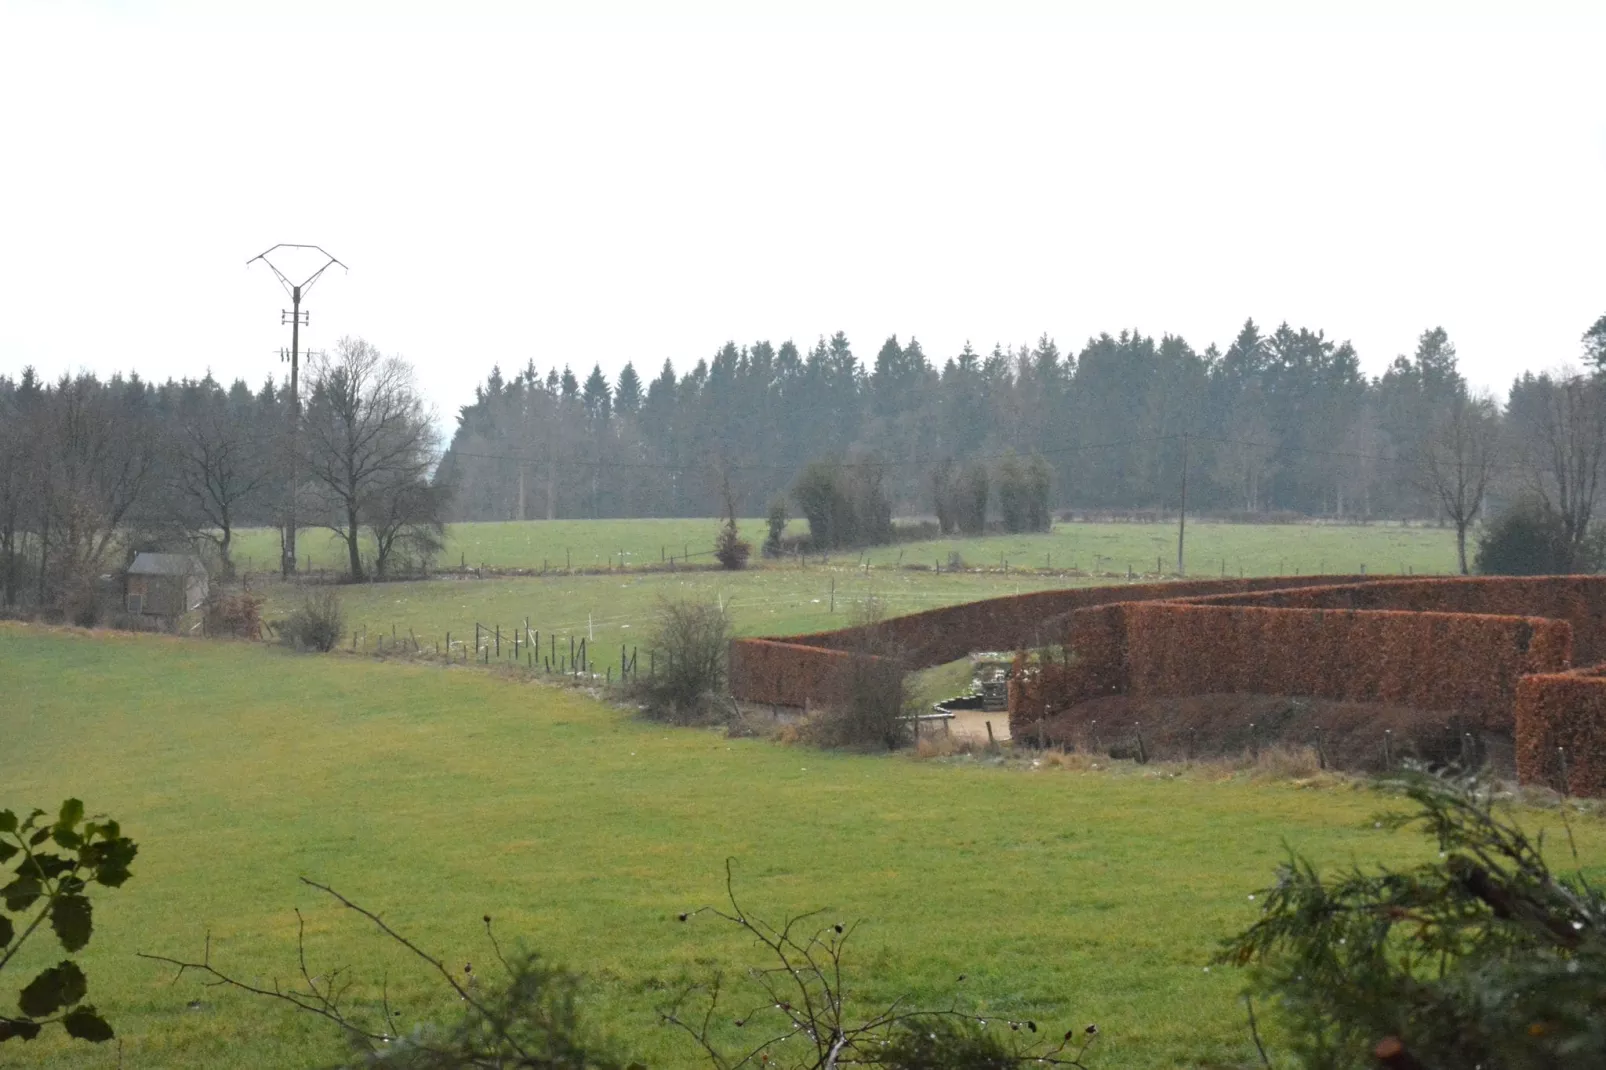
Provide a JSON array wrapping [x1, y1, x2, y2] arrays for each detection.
[[249, 518, 1458, 679], [231, 519, 1460, 577], [258, 568, 1089, 677], [6, 625, 1599, 1069], [229, 518, 782, 574]]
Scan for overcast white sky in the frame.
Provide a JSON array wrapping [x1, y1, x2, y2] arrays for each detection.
[[2, 0, 1604, 425]]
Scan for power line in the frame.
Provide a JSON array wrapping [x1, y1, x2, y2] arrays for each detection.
[[444, 434, 1180, 475]]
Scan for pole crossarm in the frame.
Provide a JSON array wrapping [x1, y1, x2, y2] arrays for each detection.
[[247, 244, 348, 299], [247, 243, 346, 577]]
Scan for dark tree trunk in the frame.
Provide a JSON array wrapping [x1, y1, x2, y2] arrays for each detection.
[[346, 500, 364, 581]]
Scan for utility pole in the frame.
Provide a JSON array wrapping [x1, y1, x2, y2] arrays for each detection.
[[247, 245, 346, 577], [1176, 432, 1189, 577]]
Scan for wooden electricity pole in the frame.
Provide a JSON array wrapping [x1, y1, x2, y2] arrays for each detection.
[[247, 245, 346, 577]]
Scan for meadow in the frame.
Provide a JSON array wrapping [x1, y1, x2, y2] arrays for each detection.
[[8, 624, 1597, 1069], [244, 517, 1461, 679], [258, 567, 1086, 678], [230, 517, 1462, 579]]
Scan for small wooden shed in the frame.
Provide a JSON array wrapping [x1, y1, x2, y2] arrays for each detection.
[[125, 553, 208, 618]]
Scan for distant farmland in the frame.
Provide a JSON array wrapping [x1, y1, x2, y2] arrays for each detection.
[[232, 516, 1460, 577], [242, 518, 1460, 679]]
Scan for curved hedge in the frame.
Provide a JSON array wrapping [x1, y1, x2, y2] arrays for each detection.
[[1012, 603, 1570, 734], [1515, 667, 1606, 797], [1183, 576, 1606, 663], [731, 571, 1606, 798], [730, 575, 1363, 708]]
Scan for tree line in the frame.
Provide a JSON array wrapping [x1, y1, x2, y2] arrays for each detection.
[[0, 337, 440, 617], [437, 315, 1606, 571], [4, 313, 1605, 610]]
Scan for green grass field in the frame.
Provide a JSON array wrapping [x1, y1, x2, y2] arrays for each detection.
[[230, 518, 1462, 578], [257, 568, 1088, 677], [242, 518, 1461, 679], [230, 519, 774, 575], [4, 625, 1601, 1069]]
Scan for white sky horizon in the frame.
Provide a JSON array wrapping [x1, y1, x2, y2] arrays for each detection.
[[3, 0, 1604, 425]]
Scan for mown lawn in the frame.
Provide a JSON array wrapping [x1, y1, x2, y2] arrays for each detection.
[[5, 625, 1597, 1069]]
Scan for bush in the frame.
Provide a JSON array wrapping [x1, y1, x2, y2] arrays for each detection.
[[996, 453, 1052, 534], [1221, 769, 1606, 1069], [802, 597, 913, 750], [639, 599, 731, 725], [791, 457, 893, 549], [713, 519, 750, 571], [934, 460, 989, 536], [1475, 498, 1575, 575], [762, 498, 789, 557], [282, 590, 344, 652], [143, 880, 626, 1070], [802, 652, 912, 750], [204, 592, 263, 639]]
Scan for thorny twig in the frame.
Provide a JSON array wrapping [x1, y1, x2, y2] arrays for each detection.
[[660, 860, 1099, 1070], [138, 877, 524, 1062]]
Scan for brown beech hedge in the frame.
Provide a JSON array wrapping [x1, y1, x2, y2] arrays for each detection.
[[1184, 576, 1606, 663], [730, 574, 1362, 708], [1120, 604, 1570, 729], [1515, 667, 1606, 797], [1009, 604, 1572, 736]]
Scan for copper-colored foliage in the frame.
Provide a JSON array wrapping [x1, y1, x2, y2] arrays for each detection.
[[1117, 604, 1569, 730], [730, 575, 1361, 709], [731, 574, 1606, 799], [1516, 670, 1606, 797]]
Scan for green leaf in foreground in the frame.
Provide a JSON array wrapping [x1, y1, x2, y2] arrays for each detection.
[[61, 1006, 113, 1043], [49, 894, 92, 953], [17, 961, 87, 1018]]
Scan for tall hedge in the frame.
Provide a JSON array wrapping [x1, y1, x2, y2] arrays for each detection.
[[1515, 668, 1606, 796]]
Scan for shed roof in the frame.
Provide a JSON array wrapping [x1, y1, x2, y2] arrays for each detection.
[[127, 553, 206, 577]]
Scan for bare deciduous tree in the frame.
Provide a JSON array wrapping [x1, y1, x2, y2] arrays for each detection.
[[167, 390, 271, 579], [367, 477, 449, 579], [1419, 391, 1499, 574], [34, 376, 159, 611], [1509, 369, 1606, 571], [302, 338, 438, 581], [0, 386, 36, 607]]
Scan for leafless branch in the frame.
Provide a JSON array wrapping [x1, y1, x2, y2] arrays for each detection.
[[661, 860, 1098, 1070]]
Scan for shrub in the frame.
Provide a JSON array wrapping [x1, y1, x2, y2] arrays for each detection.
[[151, 871, 1092, 1070], [1475, 497, 1575, 575], [932, 459, 987, 536], [713, 519, 750, 571], [802, 597, 914, 750], [204, 591, 263, 639], [667, 864, 1097, 1069], [791, 457, 893, 549], [996, 453, 1052, 534], [762, 498, 789, 557], [1221, 769, 1606, 1070], [639, 599, 731, 725], [143, 879, 626, 1070], [802, 652, 912, 749], [282, 590, 344, 652]]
